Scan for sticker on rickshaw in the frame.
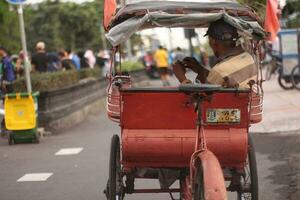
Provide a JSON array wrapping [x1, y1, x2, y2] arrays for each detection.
[[206, 109, 241, 123]]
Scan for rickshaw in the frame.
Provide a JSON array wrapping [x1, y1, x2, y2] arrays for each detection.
[[273, 29, 300, 90], [276, 29, 300, 90], [103, 0, 266, 199]]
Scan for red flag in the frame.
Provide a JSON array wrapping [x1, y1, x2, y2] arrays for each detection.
[[103, 0, 117, 32], [264, 0, 280, 41]]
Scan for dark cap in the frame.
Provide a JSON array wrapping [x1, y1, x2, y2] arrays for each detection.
[[204, 19, 239, 41]]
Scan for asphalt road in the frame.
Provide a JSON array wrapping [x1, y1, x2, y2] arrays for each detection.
[[0, 112, 299, 200]]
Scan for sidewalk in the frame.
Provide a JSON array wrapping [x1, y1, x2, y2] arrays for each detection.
[[141, 73, 300, 134], [250, 77, 300, 133]]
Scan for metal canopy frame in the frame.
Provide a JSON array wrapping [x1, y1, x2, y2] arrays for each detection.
[[104, 1, 266, 47]]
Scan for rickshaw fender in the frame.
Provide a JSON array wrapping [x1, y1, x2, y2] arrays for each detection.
[[198, 150, 227, 200]]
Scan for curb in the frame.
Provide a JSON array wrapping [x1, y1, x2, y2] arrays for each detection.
[[251, 129, 300, 135]]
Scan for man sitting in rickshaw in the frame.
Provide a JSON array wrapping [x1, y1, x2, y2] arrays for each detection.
[[173, 19, 257, 88]]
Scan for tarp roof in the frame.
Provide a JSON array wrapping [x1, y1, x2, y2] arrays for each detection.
[[105, 1, 266, 46]]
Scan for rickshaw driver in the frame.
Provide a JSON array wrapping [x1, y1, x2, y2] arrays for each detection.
[[173, 19, 257, 88]]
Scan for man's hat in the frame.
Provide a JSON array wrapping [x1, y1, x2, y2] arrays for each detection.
[[204, 19, 239, 41]]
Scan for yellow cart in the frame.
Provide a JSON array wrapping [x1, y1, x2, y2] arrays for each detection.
[[4, 92, 39, 145]]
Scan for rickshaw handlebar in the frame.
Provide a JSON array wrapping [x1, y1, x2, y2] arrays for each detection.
[[178, 83, 249, 93]]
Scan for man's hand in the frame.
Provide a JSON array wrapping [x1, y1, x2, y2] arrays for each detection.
[[182, 57, 202, 73], [181, 57, 210, 83], [223, 76, 239, 88], [173, 61, 188, 83]]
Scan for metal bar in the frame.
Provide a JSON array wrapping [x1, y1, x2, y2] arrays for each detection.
[[17, 5, 32, 93], [133, 189, 181, 194]]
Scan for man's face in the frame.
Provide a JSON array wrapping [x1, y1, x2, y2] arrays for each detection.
[[208, 37, 220, 58]]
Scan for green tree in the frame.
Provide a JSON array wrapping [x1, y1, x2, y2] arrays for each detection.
[[282, 0, 300, 28], [237, 0, 266, 19], [0, 1, 21, 53], [24, 0, 104, 52]]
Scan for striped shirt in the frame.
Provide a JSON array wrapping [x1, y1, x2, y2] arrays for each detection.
[[206, 52, 257, 88]]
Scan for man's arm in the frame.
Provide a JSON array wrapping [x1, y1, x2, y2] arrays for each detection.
[[173, 57, 210, 84]]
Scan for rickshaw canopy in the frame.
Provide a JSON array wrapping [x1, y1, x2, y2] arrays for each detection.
[[104, 0, 267, 47]]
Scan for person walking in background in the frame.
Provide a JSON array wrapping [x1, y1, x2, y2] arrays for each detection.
[[143, 51, 158, 79], [96, 50, 107, 69], [154, 46, 170, 86], [0, 46, 15, 94], [58, 50, 75, 71], [84, 49, 96, 68], [173, 47, 186, 63], [14, 51, 25, 78], [67, 49, 81, 70], [31, 41, 48, 72], [78, 51, 90, 69], [47, 52, 60, 72], [0, 46, 16, 135]]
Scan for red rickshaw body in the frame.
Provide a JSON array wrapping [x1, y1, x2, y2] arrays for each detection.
[[103, 1, 266, 199], [120, 88, 249, 170]]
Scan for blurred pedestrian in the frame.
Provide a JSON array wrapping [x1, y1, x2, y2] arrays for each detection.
[[96, 50, 107, 69], [31, 41, 48, 72], [173, 47, 185, 63], [14, 51, 25, 78], [47, 52, 60, 72], [58, 50, 75, 71], [67, 49, 81, 70], [84, 49, 96, 68], [154, 46, 170, 86], [78, 51, 90, 69], [0, 46, 15, 94], [0, 46, 16, 135], [143, 51, 158, 79]]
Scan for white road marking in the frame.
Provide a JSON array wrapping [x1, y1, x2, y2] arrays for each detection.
[[17, 173, 53, 182], [55, 148, 83, 156]]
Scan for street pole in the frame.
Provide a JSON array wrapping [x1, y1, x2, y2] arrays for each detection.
[[168, 28, 173, 50], [100, 26, 107, 50], [17, 4, 32, 93], [126, 40, 133, 59], [188, 36, 193, 57]]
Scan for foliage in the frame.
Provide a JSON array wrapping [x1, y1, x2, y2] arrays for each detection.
[[282, 0, 300, 28], [25, 0, 104, 52], [12, 68, 101, 92], [0, 0, 104, 53], [119, 61, 144, 73], [0, 2, 21, 53], [237, 0, 266, 19]]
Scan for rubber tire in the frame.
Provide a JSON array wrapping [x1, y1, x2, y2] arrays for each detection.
[[193, 162, 205, 200], [237, 135, 259, 200], [278, 75, 294, 90], [291, 65, 300, 91], [108, 135, 123, 200]]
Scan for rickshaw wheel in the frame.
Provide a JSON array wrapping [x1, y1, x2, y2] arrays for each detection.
[[108, 135, 124, 200], [291, 65, 300, 90], [278, 75, 294, 90], [237, 136, 258, 200], [193, 162, 205, 200]]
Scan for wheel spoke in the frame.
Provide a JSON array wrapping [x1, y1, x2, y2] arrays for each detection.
[[237, 136, 258, 200]]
